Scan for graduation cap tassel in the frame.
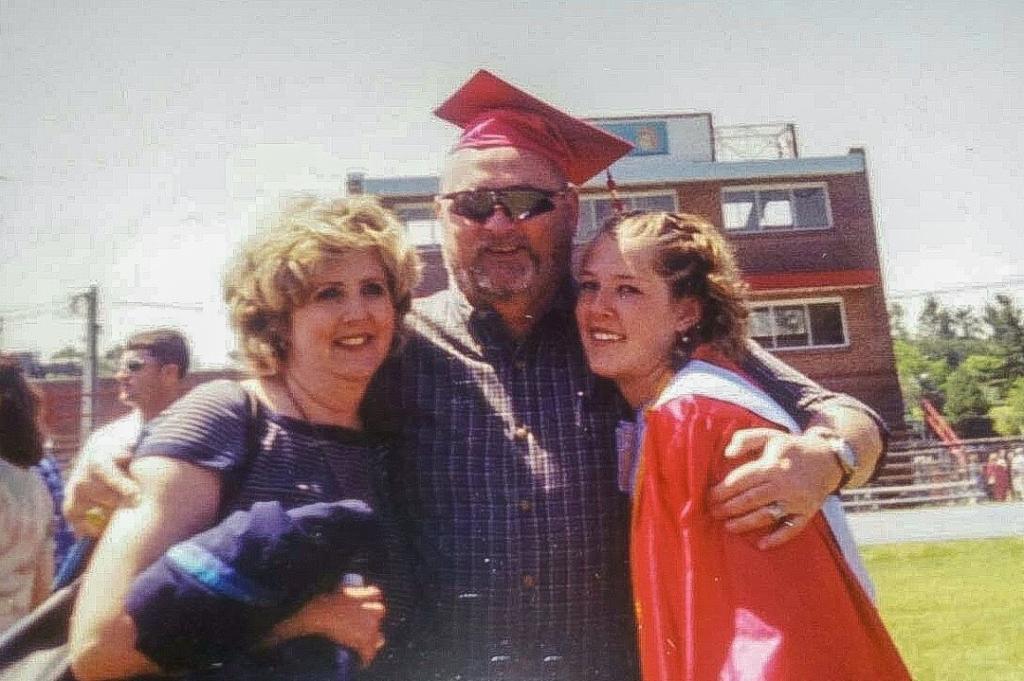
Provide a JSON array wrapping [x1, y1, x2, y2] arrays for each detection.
[[607, 170, 625, 215]]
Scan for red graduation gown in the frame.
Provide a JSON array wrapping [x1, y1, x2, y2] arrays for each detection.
[[630, 358, 911, 681]]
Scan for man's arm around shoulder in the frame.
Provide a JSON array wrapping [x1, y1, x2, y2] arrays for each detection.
[[708, 340, 886, 549]]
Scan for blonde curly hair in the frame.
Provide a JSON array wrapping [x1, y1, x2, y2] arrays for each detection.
[[223, 195, 422, 376], [582, 211, 749, 362]]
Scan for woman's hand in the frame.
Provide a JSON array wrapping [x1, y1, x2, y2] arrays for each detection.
[[63, 444, 140, 537], [267, 582, 387, 667]]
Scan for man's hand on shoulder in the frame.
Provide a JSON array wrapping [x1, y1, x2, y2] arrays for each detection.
[[63, 445, 141, 537], [707, 407, 882, 550], [706, 428, 841, 549]]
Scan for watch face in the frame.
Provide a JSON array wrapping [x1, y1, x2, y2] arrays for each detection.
[[833, 438, 857, 474]]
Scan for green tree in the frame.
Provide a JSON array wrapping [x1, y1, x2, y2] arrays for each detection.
[[889, 302, 909, 341], [983, 294, 1024, 387], [99, 343, 126, 376], [892, 337, 949, 425], [50, 345, 84, 361], [959, 354, 1004, 390], [916, 298, 990, 369], [942, 355, 1003, 436], [892, 295, 1024, 439], [990, 377, 1024, 436], [918, 297, 955, 340], [942, 368, 988, 422], [951, 306, 982, 340]]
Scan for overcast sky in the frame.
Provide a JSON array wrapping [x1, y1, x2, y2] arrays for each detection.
[[2, 0, 1022, 365]]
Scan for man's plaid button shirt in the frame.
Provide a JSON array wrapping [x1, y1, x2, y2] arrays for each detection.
[[366, 284, 881, 681]]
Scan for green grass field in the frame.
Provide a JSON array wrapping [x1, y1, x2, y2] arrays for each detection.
[[863, 537, 1024, 681]]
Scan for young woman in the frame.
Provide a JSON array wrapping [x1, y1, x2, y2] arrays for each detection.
[[0, 356, 53, 632], [68, 195, 420, 680], [575, 211, 910, 681]]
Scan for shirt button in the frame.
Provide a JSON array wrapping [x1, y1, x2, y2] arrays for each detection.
[[518, 499, 532, 513], [514, 425, 529, 441], [522, 574, 536, 589]]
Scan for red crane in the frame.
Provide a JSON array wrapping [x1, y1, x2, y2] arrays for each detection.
[[920, 398, 967, 466]]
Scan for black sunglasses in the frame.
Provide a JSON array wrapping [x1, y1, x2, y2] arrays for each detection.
[[122, 359, 148, 372], [438, 186, 566, 224]]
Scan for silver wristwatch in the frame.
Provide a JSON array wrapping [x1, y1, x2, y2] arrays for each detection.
[[829, 436, 858, 490]]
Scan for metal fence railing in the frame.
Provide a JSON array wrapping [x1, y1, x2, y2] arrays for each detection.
[[841, 436, 1024, 512]]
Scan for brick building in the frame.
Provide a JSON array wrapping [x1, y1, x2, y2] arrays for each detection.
[[353, 113, 905, 431]]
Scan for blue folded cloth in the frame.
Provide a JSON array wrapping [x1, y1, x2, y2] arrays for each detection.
[[126, 500, 382, 674]]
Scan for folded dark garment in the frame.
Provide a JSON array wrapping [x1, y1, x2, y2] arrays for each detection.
[[126, 499, 382, 672]]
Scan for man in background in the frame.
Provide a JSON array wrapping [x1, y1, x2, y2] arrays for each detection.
[[63, 327, 190, 537]]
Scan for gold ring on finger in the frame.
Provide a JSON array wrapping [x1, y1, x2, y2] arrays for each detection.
[[84, 506, 111, 534]]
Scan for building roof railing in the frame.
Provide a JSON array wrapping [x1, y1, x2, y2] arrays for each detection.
[[714, 123, 798, 161]]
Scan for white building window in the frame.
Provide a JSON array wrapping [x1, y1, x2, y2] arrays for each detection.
[[576, 191, 678, 243], [750, 298, 847, 349], [393, 203, 442, 246], [721, 184, 831, 232]]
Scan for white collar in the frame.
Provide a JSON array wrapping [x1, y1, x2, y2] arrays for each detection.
[[654, 360, 800, 434]]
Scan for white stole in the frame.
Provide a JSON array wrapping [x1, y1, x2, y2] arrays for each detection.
[[649, 360, 875, 600]]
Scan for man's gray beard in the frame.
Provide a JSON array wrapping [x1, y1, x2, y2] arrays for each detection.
[[442, 241, 539, 304], [464, 259, 538, 301], [443, 237, 572, 306]]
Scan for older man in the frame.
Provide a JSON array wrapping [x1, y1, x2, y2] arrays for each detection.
[[63, 327, 190, 537], [361, 71, 884, 680]]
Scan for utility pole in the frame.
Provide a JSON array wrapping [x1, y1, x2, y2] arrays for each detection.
[[73, 286, 100, 439]]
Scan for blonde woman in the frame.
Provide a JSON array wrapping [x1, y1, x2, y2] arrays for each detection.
[[69, 196, 420, 680]]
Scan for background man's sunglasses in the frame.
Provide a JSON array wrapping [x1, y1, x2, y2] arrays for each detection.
[[122, 359, 148, 372], [438, 187, 566, 223]]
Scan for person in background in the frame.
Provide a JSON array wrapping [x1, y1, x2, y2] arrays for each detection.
[[33, 437, 76, 578], [1010, 447, 1024, 501], [575, 211, 909, 680], [983, 450, 1010, 502], [0, 355, 53, 631], [62, 328, 190, 537]]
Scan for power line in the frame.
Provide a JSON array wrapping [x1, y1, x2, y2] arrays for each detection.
[[889, 277, 1024, 300], [0, 296, 74, 315], [1, 299, 206, 318], [110, 301, 205, 311], [0, 307, 69, 321]]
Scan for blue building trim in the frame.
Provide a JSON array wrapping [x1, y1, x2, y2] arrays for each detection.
[[362, 154, 865, 197]]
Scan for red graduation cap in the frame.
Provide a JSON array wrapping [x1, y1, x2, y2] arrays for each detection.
[[434, 70, 634, 186]]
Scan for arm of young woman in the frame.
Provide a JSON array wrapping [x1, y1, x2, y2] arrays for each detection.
[[68, 455, 221, 681]]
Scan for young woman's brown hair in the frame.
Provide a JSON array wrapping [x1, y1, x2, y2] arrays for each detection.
[[0, 355, 45, 468]]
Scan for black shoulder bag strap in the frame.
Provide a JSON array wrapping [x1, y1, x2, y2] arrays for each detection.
[[215, 382, 263, 519]]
